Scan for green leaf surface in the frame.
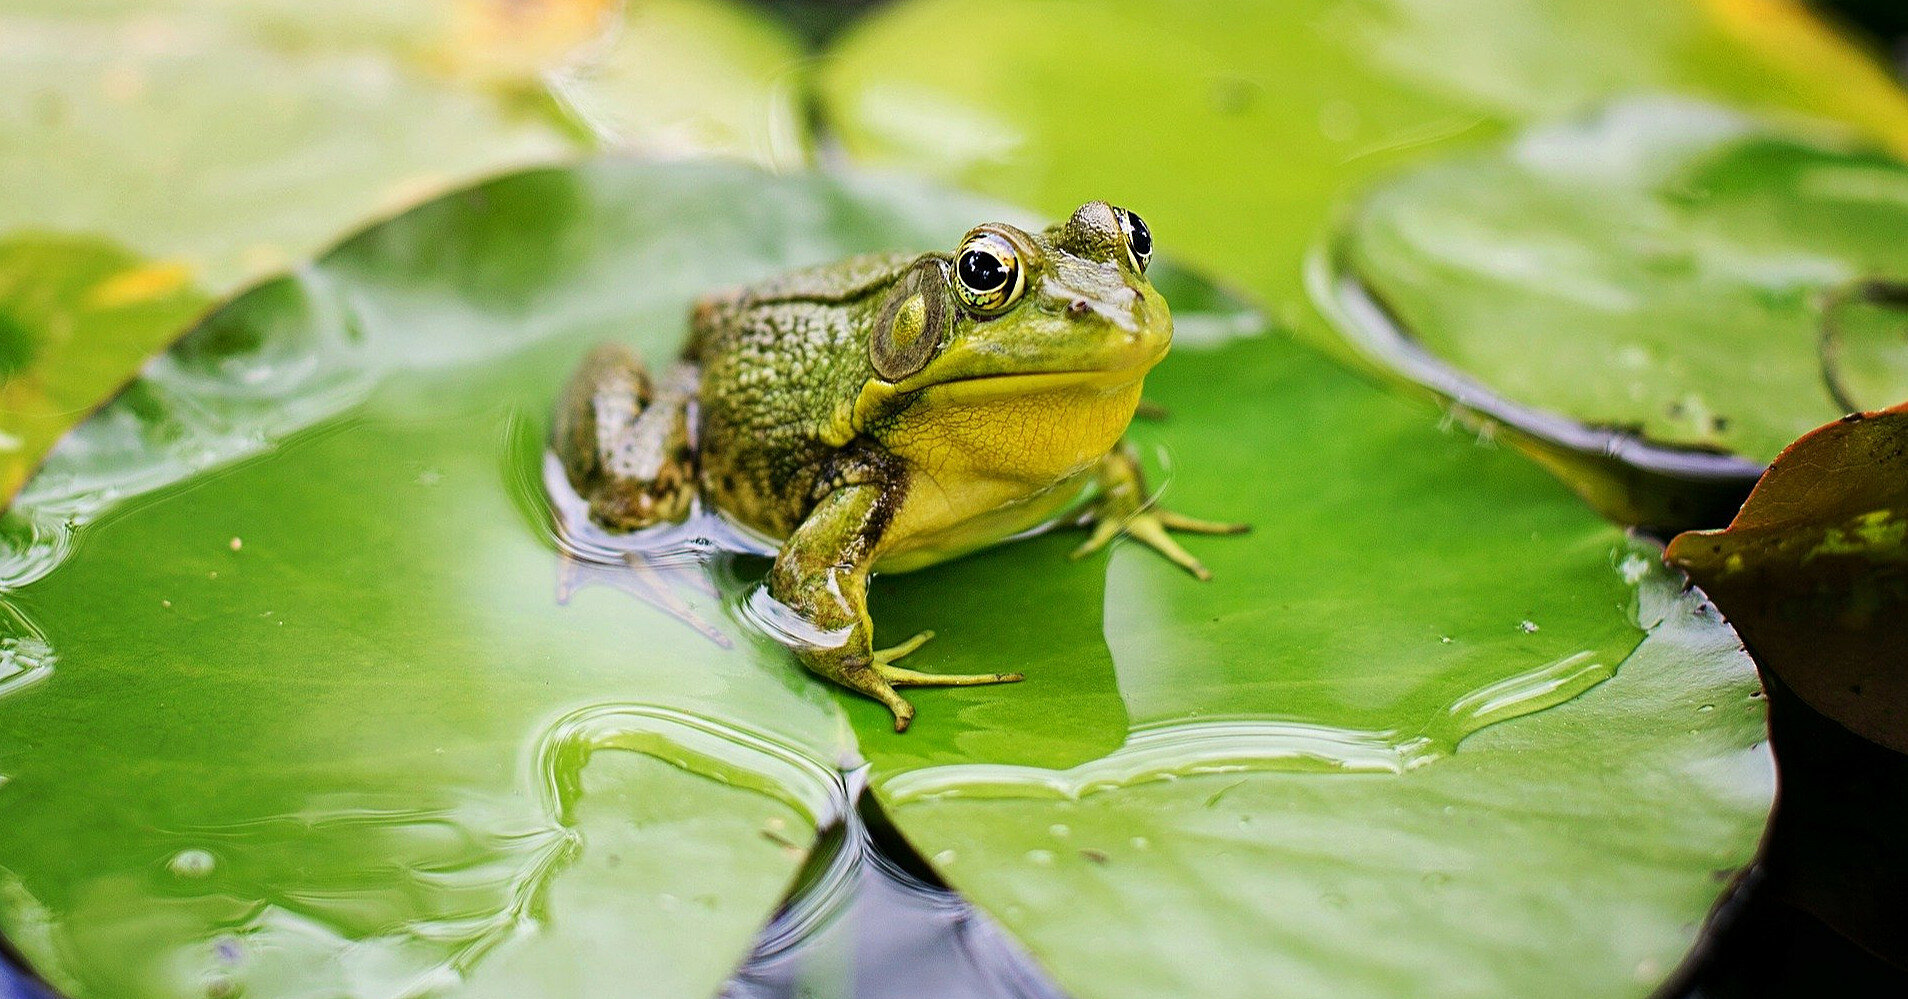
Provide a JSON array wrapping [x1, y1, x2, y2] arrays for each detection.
[[817, 0, 1908, 363], [814, 0, 1908, 528], [0, 235, 212, 501], [0, 158, 1772, 998], [0, 0, 809, 506], [0, 162, 1014, 999], [844, 326, 1771, 999], [1341, 100, 1908, 468]]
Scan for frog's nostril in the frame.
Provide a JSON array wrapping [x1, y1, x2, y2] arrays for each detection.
[[1067, 299, 1090, 316]]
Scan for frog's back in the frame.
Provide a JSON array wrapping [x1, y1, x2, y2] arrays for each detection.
[[690, 251, 919, 537]]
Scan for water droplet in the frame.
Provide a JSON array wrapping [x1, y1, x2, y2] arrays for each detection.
[[228, 537, 242, 552], [1518, 620, 1539, 634], [1025, 849, 1055, 866], [1047, 823, 1070, 838], [169, 849, 216, 878], [933, 849, 957, 866], [1698, 704, 1715, 713], [1129, 836, 1150, 850]]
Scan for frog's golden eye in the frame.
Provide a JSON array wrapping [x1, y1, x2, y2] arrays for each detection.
[[953, 233, 1025, 314], [1114, 206, 1152, 273]]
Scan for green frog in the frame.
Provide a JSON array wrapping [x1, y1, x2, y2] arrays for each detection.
[[554, 202, 1245, 730]]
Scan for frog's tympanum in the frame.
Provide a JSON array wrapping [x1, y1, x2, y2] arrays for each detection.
[[555, 203, 1245, 730]]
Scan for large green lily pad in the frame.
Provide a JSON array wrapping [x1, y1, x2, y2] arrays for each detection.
[[0, 161, 1769, 999], [0, 162, 1011, 999], [1339, 100, 1908, 474], [843, 319, 1770, 999]]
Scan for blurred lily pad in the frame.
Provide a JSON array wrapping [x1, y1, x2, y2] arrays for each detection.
[[1668, 401, 1908, 753], [0, 0, 808, 506], [1334, 100, 1908, 526], [815, 0, 1908, 530], [818, 0, 1908, 365], [0, 235, 211, 502]]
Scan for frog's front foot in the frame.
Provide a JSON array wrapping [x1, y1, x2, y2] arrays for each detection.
[[818, 631, 1024, 732], [1074, 445, 1248, 581]]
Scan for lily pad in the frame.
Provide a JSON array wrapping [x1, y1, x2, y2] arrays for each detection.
[[1333, 100, 1908, 525], [0, 160, 1771, 999], [0, 162, 1016, 999], [0, 0, 809, 506], [817, 0, 1908, 366], [815, 0, 1908, 530], [1667, 402, 1908, 753], [0, 235, 212, 502], [844, 328, 1771, 999]]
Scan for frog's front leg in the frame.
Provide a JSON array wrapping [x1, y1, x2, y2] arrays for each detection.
[[771, 484, 1022, 732], [1073, 443, 1249, 581]]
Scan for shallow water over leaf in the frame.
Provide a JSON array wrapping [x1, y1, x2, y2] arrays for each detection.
[[0, 162, 1769, 999]]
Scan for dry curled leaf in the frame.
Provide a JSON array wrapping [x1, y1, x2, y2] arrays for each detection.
[[1668, 402, 1908, 751]]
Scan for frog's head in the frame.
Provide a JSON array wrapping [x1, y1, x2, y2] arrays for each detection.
[[866, 202, 1170, 397], [842, 202, 1170, 484]]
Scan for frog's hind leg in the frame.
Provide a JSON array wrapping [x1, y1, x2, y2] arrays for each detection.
[[553, 343, 699, 531]]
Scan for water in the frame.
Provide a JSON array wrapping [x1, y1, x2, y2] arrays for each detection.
[[721, 776, 1064, 999]]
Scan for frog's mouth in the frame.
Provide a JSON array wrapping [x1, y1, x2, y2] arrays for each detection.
[[914, 365, 1151, 404]]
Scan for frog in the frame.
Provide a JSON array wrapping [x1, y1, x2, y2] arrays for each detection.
[[553, 202, 1245, 730]]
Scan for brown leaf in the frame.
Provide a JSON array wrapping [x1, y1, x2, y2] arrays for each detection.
[[1667, 402, 1908, 751]]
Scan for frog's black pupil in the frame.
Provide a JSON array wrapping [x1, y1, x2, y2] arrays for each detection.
[[1126, 212, 1152, 258], [959, 249, 1008, 291]]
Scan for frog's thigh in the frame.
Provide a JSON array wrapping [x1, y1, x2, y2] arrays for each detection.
[[554, 343, 699, 531]]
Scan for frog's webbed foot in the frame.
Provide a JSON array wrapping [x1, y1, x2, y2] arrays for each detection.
[[553, 343, 699, 531], [1073, 445, 1248, 581], [842, 631, 1024, 732]]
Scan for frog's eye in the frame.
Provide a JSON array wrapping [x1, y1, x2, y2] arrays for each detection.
[[953, 233, 1025, 314], [1114, 207, 1152, 273]]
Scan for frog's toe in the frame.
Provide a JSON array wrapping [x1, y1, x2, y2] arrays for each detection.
[[885, 692, 916, 733], [874, 662, 1025, 688], [873, 629, 935, 665], [1126, 512, 1215, 581], [1070, 518, 1123, 561], [1154, 510, 1250, 535]]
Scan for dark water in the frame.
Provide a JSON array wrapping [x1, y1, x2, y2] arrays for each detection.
[[719, 778, 1065, 999]]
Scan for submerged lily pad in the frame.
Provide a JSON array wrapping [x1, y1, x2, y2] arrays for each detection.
[[1333, 100, 1908, 525], [0, 161, 1769, 999], [0, 236, 211, 502]]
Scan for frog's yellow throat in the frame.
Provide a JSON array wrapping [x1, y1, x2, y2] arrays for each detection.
[[862, 366, 1149, 572]]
